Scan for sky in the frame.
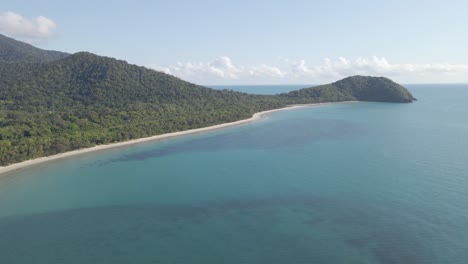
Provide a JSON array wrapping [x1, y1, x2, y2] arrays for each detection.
[[1, 0, 468, 85]]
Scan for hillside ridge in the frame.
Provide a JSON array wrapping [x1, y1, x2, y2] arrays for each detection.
[[0, 37, 416, 165], [0, 33, 69, 63]]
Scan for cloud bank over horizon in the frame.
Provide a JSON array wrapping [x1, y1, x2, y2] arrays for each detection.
[[0, 11, 56, 40], [149, 56, 468, 85]]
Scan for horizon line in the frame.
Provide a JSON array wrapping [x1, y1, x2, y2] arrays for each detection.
[[205, 82, 468, 86]]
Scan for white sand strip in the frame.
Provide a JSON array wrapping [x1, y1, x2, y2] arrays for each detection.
[[0, 101, 358, 176]]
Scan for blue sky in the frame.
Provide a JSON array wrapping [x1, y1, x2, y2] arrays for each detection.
[[1, 0, 467, 84]]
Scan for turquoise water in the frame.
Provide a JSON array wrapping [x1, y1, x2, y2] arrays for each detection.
[[1, 85, 468, 263]]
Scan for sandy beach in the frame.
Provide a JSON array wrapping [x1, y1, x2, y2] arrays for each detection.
[[0, 102, 357, 176]]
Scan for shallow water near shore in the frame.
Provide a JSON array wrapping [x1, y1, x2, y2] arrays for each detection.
[[1, 85, 468, 263]]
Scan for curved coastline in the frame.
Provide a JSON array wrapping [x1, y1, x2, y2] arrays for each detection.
[[0, 101, 358, 177]]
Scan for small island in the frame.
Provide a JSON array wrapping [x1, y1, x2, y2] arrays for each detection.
[[0, 34, 415, 167]]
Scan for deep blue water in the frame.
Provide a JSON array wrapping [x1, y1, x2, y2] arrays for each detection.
[[1, 84, 468, 263]]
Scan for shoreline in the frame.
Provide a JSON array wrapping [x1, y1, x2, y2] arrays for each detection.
[[0, 101, 357, 176]]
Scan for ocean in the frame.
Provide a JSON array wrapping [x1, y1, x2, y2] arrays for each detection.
[[0, 84, 467, 263]]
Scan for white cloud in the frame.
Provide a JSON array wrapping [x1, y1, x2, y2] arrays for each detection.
[[149, 56, 468, 84], [148, 56, 286, 83], [292, 56, 468, 78], [247, 64, 286, 78], [209, 56, 240, 78], [0, 11, 56, 38]]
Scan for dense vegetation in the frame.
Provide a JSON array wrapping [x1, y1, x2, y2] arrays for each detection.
[[0, 34, 69, 63], [0, 36, 415, 166], [281, 76, 416, 103]]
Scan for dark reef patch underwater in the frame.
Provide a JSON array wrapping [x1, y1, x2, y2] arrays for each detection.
[[0, 195, 434, 264], [1, 85, 467, 263]]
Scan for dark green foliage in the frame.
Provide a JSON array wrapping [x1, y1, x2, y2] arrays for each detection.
[[280, 76, 416, 103], [0, 52, 285, 165], [332, 76, 416, 102], [0, 37, 415, 166], [0, 34, 69, 63]]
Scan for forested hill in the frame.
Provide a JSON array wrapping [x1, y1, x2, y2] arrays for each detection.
[[0, 51, 282, 111], [0, 51, 285, 165], [280, 76, 416, 103], [0, 34, 69, 63], [0, 37, 415, 166]]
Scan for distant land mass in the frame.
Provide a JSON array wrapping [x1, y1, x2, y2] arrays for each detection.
[[0, 34, 415, 166], [0, 34, 69, 63]]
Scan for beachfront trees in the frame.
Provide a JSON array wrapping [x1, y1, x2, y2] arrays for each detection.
[[0, 35, 415, 166]]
